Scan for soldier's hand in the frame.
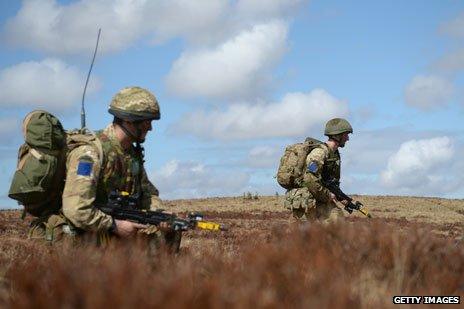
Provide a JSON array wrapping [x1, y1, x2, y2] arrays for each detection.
[[340, 199, 350, 206], [329, 193, 337, 203], [158, 221, 172, 232], [114, 219, 147, 238]]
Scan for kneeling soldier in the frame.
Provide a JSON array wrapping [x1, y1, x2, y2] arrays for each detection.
[[286, 118, 353, 223], [30, 87, 180, 251]]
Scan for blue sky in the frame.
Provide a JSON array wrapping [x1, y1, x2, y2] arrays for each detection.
[[1, 0, 464, 209]]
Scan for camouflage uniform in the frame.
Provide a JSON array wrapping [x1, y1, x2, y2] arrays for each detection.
[[285, 118, 353, 224], [286, 143, 344, 223], [61, 124, 161, 231], [30, 87, 179, 250]]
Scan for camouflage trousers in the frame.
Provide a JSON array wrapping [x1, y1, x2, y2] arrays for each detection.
[[284, 187, 344, 224], [28, 214, 182, 253]]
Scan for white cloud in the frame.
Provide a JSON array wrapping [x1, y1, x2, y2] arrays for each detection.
[[152, 160, 250, 199], [3, 0, 303, 55], [440, 12, 464, 39], [145, 0, 229, 45], [342, 127, 456, 175], [236, 0, 304, 20], [170, 89, 349, 140], [166, 20, 288, 99], [403, 13, 464, 110], [3, 0, 224, 54], [380, 137, 457, 194], [4, 1, 302, 102], [0, 58, 99, 112], [334, 128, 464, 197], [404, 75, 454, 110], [343, 129, 403, 175], [247, 145, 283, 168], [433, 49, 464, 75]]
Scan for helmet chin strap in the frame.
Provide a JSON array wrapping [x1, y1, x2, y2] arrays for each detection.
[[330, 133, 348, 148], [117, 121, 145, 204], [329, 134, 341, 143], [119, 121, 144, 144], [329, 134, 345, 148]]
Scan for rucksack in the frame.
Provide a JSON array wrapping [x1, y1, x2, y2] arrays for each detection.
[[8, 110, 103, 217], [276, 137, 323, 190]]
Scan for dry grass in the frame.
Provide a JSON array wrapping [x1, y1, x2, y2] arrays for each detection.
[[164, 195, 464, 223], [0, 195, 463, 308]]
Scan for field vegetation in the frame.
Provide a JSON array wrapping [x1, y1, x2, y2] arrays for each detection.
[[0, 195, 463, 308]]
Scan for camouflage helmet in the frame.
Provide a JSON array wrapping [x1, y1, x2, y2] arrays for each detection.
[[108, 86, 160, 121], [324, 118, 353, 136]]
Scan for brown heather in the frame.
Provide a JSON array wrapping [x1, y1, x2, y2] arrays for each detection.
[[0, 195, 463, 308]]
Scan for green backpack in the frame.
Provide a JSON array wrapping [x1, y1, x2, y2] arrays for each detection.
[[8, 110, 103, 217], [276, 137, 323, 190], [8, 111, 67, 217]]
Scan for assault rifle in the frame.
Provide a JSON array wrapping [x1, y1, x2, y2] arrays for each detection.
[[96, 191, 228, 232], [322, 179, 372, 218]]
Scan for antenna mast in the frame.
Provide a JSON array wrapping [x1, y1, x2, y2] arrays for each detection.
[[81, 28, 101, 129]]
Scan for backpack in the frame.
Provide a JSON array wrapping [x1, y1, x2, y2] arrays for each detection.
[[276, 137, 323, 190], [8, 110, 103, 217]]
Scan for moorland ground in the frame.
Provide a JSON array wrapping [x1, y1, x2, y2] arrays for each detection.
[[0, 195, 463, 308]]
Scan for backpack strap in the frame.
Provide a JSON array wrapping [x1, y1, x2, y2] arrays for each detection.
[[90, 131, 104, 169], [29, 148, 43, 160], [16, 144, 30, 171], [318, 142, 330, 153], [67, 129, 104, 169]]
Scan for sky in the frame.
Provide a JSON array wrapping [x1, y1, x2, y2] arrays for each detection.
[[1, 0, 464, 209]]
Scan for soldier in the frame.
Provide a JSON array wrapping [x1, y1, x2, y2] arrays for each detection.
[[286, 118, 353, 223], [30, 86, 180, 250]]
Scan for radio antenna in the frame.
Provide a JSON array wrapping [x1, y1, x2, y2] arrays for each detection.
[[81, 28, 101, 129]]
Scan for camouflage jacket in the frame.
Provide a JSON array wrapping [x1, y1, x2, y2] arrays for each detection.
[[302, 143, 341, 203], [62, 124, 161, 232]]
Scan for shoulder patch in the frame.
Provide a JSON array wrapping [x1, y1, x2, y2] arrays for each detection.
[[77, 160, 93, 176], [307, 161, 319, 174]]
